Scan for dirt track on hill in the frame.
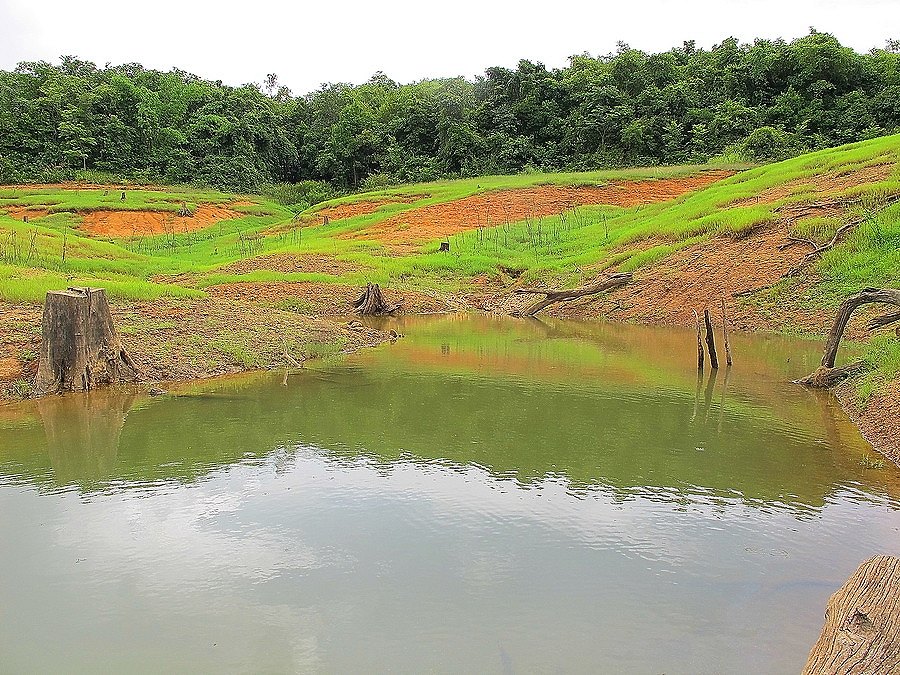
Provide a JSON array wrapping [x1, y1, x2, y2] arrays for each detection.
[[342, 171, 733, 249]]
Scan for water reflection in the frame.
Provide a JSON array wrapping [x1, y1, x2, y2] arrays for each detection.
[[1, 316, 899, 674], [1, 315, 897, 512]]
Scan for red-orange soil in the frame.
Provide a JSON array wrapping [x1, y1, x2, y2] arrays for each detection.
[[314, 195, 428, 221], [342, 172, 733, 248], [3, 207, 50, 220], [80, 204, 241, 237]]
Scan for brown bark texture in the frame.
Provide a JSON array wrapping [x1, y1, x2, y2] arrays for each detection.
[[799, 288, 900, 388], [34, 287, 137, 396], [352, 283, 402, 316], [803, 555, 900, 675], [513, 272, 632, 317]]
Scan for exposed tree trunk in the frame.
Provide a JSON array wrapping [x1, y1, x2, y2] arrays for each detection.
[[799, 288, 900, 387], [352, 283, 402, 316], [693, 310, 704, 371], [721, 297, 733, 366], [803, 555, 900, 675], [704, 308, 719, 369], [513, 273, 632, 318], [34, 287, 138, 397]]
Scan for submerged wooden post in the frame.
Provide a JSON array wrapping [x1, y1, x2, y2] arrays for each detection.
[[720, 297, 733, 366], [704, 308, 719, 369], [34, 287, 138, 396], [803, 555, 900, 674], [693, 310, 704, 371]]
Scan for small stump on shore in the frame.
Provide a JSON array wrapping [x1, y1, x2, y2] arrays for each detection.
[[34, 287, 138, 396], [803, 555, 900, 674], [352, 283, 402, 316]]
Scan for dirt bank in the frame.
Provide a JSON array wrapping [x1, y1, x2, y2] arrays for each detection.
[[0, 298, 392, 401], [208, 280, 455, 315], [835, 381, 900, 467]]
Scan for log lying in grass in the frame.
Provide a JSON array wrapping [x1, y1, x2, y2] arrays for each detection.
[[352, 283, 403, 316], [34, 287, 138, 396], [798, 288, 900, 387], [513, 273, 632, 318], [803, 555, 900, 675]]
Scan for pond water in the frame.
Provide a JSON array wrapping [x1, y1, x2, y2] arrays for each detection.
[[1, 315, 899, 673]]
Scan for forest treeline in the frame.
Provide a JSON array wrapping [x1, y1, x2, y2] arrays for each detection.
[[1, 31, 899, 196]]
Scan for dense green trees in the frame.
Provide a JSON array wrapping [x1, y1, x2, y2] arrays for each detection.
[[1, 31, 898, 192]]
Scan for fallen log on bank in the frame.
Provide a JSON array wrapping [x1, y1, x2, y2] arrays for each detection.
[[513, 273, 632, 318], [34, 287, 138, 396], [352, 283, 403, 316], [797, 288, 900, 387], [803, 555, 900, 675]]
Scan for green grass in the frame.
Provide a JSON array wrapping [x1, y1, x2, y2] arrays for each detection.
[[2, 135, 900, 395]]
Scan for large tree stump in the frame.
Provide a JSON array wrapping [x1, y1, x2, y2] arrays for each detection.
[[803, 555, 900, 674], [352, 283, 402, 316], [34, 287, 137, 396]]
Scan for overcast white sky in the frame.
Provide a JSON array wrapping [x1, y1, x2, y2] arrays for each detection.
[[1, 0, 897, 94]]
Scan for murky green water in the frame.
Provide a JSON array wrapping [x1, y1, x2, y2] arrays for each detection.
[[1, 315, 899, 674]]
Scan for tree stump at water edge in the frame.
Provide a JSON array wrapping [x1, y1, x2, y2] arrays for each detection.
[[352, 283, 403, 316], [798, 288, 900, 387], [34, 287, 138, 396], [803, 555, 900, 674]]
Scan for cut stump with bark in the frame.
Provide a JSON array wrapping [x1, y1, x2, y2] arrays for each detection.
[[352, 283, 403, 316], [34, 287, 138, 396], [803, 555, 900, 675], [513, 273, 632, 318]]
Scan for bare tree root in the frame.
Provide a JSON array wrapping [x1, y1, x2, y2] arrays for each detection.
[[512, 273, 632, 318]]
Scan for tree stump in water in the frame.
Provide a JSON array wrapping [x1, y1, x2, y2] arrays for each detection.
[[34, 287, 138, 396], [803, 555, 900, 674], [352, 283, 402, 316]]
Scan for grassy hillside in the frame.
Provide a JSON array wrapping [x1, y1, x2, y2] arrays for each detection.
[[1, 135, 899, 397]]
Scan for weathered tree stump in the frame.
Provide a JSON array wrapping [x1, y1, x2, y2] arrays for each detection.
[[803, 555, 900, 674], [798, 288, 900, 387], [704, 308, 719, 369], [34, 287, 138, 396], [693, 309, 705, 371], [352, 283, 402, 316]]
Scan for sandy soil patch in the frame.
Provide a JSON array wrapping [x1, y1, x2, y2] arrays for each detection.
[[342, 172, 732, 248], [80, 204, 242, 237], [217, 253, 365, 276]]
